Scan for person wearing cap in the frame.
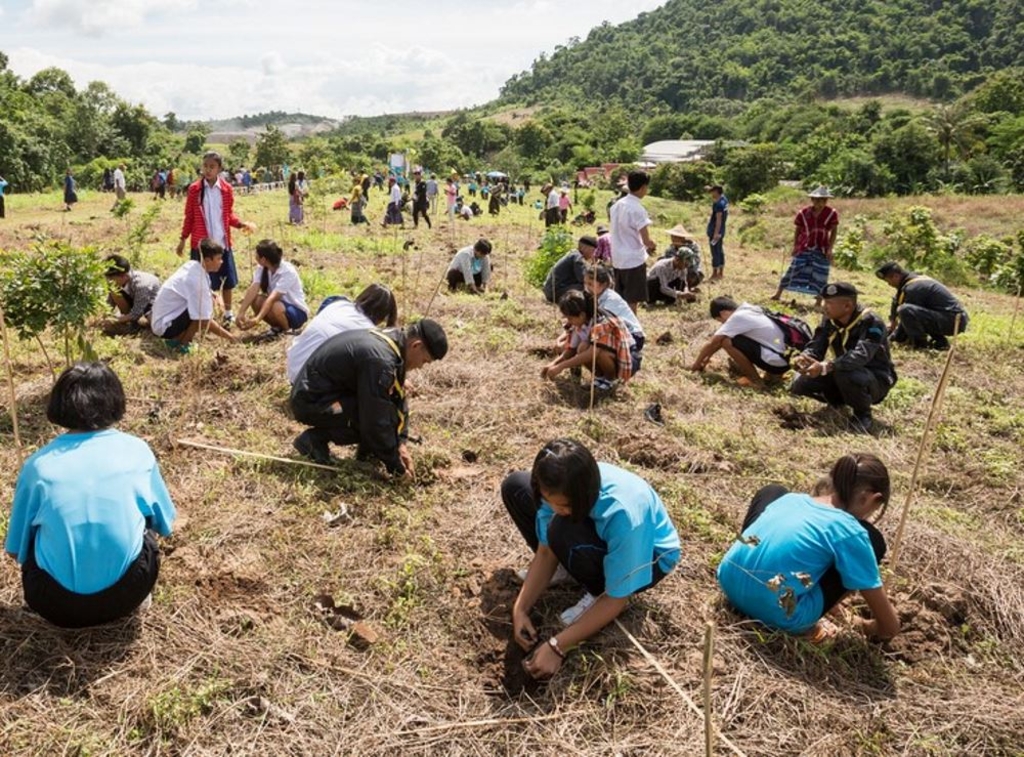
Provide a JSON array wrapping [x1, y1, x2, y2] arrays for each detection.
[[101, 254, 162, 335], [772, 186, 839, 305], [446, 239, 493, 294], [412, 169, 431, 229], [705, 184, 729, 281], [655, 224, 703, 286], [876, 262, 968, 350], [290, 319, 448, 479], [791, 282, 897, 433], [543, 236, 598, 303], [594, 224, 612, 264], [610, 170, 657, 313]]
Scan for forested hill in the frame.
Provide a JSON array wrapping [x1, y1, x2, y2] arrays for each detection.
[[500, 0, 1024, 110]]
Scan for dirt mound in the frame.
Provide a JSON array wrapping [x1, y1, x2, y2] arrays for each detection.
[[616, 433, 734, 474], [885, 582, 972, 664]]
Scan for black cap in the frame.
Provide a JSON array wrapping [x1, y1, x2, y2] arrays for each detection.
[[579, 235, 598, 249], [876, 261, 904, 279], [417, 318, 448, 361], [820, 282, 859, 299]]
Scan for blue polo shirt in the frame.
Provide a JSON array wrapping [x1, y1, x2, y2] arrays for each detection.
[[716, 493, 881, 633], [536, 463, 680, 598], [707, 195, 729, 238], [5, 429, 177, 594]]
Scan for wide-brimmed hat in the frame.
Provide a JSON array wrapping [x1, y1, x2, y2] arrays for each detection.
[[808, 185, 834, 199], [596, 224, 609, 235], [666, 224, 692, 239]]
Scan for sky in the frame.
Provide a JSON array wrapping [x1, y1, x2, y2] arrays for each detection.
[[0, 0, 666, 121]]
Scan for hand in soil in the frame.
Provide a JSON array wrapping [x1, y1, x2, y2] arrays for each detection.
[[513, 609, 538, 651], [523, 642, 562, 679]]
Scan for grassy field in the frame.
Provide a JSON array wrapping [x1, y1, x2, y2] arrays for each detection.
[[0, 184, 1023, 756]]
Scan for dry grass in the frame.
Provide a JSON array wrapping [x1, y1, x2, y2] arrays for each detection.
[[0, 186, 1023, 756]]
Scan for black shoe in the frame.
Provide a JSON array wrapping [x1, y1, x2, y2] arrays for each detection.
[[930, 335, 951, 351], [293, 430, 332, 465], [850, 413, 874, 435], [644, 403, 665, 426]]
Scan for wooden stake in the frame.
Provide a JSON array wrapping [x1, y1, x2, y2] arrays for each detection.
[[703, 622, 716, 757], [0, 304, 24, 466], [1008, 280, 1022, 346], [889, 313, 961, 572], [174, 438, 339, 472]]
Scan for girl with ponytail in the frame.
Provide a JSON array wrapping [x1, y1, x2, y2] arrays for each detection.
[[717, 453, 900, 640], [235, 239, 310, 335]]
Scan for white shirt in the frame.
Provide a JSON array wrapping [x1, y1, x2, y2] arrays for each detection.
[[609, 193, 652, 269], [113, 168, 125, 190], [714, 303, 788, 367], [201, 180, 227, 248], [250, 260, 309, 314], [448, 246, 490, 286], [547, 190, 560, 210], [150, 261, 214, 336], [426, 179, 438, 197], [285, 298, 374, 383], [390, 184, 402, 205]]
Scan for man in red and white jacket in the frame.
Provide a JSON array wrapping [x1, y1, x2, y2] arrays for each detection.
[[175, 151, 256, 327]]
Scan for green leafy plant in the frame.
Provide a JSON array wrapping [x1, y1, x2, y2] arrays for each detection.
[[0, 239, 107, 371], [126, 203, 161, 266], [832, 214, 868, 271], [876, 206, 970, 284], [523, 227, 574, 288]]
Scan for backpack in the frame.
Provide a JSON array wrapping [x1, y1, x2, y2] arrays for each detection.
[[758, 307, 814, 354]]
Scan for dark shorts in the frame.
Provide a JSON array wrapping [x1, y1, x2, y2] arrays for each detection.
[[159, 308, 193, 339], [730, 334, 789, 375], [190, 247, 239, 291], [614, 264, 647, 304], [284, 303, 309, 330]]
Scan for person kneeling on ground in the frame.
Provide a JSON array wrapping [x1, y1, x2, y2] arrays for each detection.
[[689, 296, 790, 389], [102, 254, 161, 336], [876, 261, 969, 350], [286, 284, 398, 384], [290, 319, 448, 480], [542, 291, 635, 386], [150, 239, 237, 353], [790, 282, 897, 433], [646, 249, 700, 306], [5, 362, 177, 628], [585, 266, 645, 375], [446, 238, 492, 294], [502, 439, 680, 679], [542, 235, 597, 303], [716, 453, 900, 642], [235, 239, 310, 335], [660, 224, 704, 279]]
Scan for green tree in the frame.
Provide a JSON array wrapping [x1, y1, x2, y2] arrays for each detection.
[[254, 125, 291, 168], [721, 143, 782, 200], [184, 128, 209, 155], [925, 103, 987, 179], [227, 137, 251, 169]]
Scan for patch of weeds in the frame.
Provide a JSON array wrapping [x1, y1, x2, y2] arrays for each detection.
[[382, 553, 431, 629], [144, 678, 232, 736], [919, 503, 980, 533], [482, 326, 518, 354], [300, 267, 343, 303], [882, 376, 930, 412], [981, 447, 1018, 484], [489, 298, 541, 331], [934, 422, 968, 453]]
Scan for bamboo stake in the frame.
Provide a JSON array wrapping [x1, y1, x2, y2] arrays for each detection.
[[889, 313, 962, 572], [422, 273, 447, 318], [703, 622, 716, 757], [0, 304, 24, 466], [614, 619, 746, 757], [174, 438, 339, 472], [588, 285, 599, 414]]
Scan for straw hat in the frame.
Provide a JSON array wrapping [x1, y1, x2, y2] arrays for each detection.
[[666, 224, 692, 240], [808, 185, 833, 198]]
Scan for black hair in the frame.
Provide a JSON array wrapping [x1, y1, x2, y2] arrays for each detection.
[[627, 170, 650, 193], [557, 290, 598, 321], [830, 453, 891, 520], [47, 362, 126, 431], [297, 170, 305, 181], [710, 296, 739, 318], [474, 238, 492, 255], [530, 439, 602, 523], [104, 254, 131, 277], [256, 239, 283, 294], [584, 265, 614, 288], [288, 172, 297, 194], [202, 151, 223, 168], [355, 283, 398, 327], [198, 238, 225, 261]]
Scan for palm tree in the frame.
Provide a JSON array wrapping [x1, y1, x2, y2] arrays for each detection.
[[925, 104, 987, 180]]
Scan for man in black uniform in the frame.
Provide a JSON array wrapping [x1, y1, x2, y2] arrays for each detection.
[[290, 319, 448, 479], [790, 282, 897, 433], [876, 262, 968, 350], [412, 169, 431, 229]]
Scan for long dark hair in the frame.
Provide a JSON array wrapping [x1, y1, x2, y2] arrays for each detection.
[[355, 283, 398, 327], [830, 453, 891, 520], [256, 239, 283, 294], [288, 172, 297, 195], [530, 439, 601, 522]]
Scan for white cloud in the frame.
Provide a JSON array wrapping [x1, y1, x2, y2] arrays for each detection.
[[260, 51, 286, 77], [25, 0, 198, 36]]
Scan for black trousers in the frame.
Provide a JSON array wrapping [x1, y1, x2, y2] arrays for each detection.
[[413, 202, 431, 228], [23, 531, 160, 628], [646, 277, 681, 305], [790, 365, 889, 416], [743, 485, 886, 615], [894, 304, 967, 343], [544, 207, 560, 227], [0, 193, 5, 219], [730, 334, 790, 375], [447, 270, 483, 291], [501, 471, 667, 597], [291, 395, 364, 445]]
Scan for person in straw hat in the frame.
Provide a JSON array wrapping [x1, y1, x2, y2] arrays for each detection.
[[646, 225, 703, 306], [771, 185, 839, 307]]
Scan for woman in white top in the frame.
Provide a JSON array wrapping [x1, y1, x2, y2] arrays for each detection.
[[285, 284, 398, 383], [236, 239, 310, 333], [446, 239, 492, 294]]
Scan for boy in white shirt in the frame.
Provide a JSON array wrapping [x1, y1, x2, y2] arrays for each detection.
[[688, 296, 790, 388]]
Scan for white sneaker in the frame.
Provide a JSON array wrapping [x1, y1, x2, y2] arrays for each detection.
[[137, 593, 153, 613], [559, 592, 597, 626], [515, 564, 572, 586]]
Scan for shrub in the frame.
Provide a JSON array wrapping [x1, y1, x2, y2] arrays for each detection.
[[523, 227, 575, 288], [721, 144, 783, 201], [964, 235, 1013, 279], [832, 215, 868, 271], [650, 161, 716, 201], [876, 206, 970, 284]]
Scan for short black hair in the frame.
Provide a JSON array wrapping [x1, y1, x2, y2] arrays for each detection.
[[202, 151, 223, 168], [47, 362, 126, 431], [474, 238, 492, 255], [710, 296, 739, 318], [199, 238, 225, 260], [104, 254, 131, 277], [627, 171, 650, 193], [584, 265, 614, 288], [355, 283, 398, 327], [530, 439, 601, 523], [557, 290, 597, 320], [255, 239, 283, 267]]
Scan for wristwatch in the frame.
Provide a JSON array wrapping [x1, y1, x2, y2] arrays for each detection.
[[548, 636, 565, 659]]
